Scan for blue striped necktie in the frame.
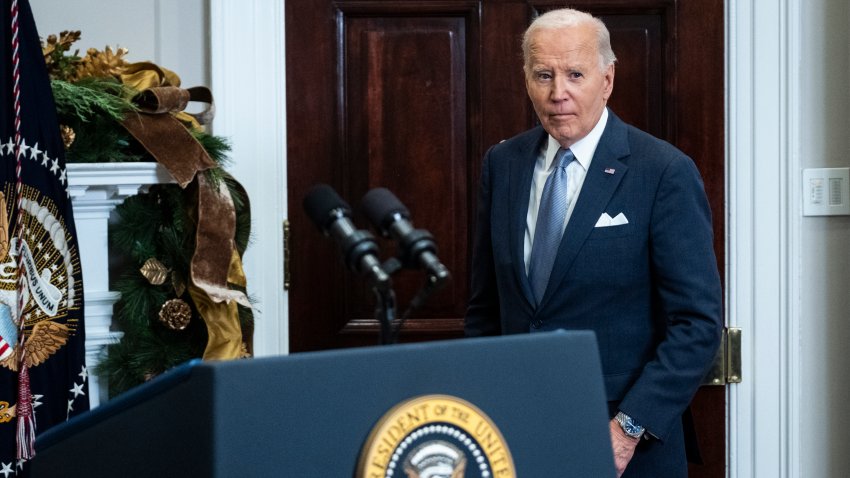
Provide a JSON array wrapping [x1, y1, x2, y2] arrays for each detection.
[[529, 148, 574, 304]]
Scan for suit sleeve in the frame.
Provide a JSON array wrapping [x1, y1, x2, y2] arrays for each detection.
[[464, 147, 502, 337], [618, 155, 723, 441]]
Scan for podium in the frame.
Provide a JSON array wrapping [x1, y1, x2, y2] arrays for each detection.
[[32, 331, 615, 477]]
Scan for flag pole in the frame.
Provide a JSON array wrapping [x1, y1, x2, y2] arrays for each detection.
[[9, 0, 35, 460]]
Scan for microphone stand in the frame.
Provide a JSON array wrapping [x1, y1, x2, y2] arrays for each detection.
[[374, 287, 396, 346], [390, 270, 446, 344], [374, 258, 401, 345], [368, 244, 451, 345]]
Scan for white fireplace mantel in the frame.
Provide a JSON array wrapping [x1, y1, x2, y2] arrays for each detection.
[[67, 162, 174, 407]]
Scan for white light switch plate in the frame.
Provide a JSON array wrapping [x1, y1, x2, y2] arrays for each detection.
[[803, 167, 850, 216]]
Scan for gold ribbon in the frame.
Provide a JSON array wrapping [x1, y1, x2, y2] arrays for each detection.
[[117, 62, 249, 360], [120, 62, 215, 129]]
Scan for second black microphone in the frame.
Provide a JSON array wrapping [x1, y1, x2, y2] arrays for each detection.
[[360, 188, 451, 286]]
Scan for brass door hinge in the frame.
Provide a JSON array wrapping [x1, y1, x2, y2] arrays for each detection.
[[702, 327, 742, 386], [283, 219, 291, 290]]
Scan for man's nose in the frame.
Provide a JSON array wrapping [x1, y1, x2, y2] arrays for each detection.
[[551, 76, 571, 101]]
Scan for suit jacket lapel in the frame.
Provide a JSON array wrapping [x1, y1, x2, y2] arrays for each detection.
[[508, 127, 546, 307], [539, 113, 631, 308]]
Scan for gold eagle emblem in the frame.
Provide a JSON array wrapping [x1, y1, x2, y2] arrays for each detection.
[[0, 321, 70, 371]]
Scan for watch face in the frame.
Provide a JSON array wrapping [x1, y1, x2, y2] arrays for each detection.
[[616, 412, 643, 437]]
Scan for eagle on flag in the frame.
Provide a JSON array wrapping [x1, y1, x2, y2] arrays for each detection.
[[0, 0, 89, 471]]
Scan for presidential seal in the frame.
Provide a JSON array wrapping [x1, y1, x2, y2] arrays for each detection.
[[357, 394, 515, 478], [0, 184, 82, 369]]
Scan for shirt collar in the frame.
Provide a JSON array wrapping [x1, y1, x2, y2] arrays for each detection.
[[543, 107, 609, 172]]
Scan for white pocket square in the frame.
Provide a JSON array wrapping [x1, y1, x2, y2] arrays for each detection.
[[594, 212, 629, 227]]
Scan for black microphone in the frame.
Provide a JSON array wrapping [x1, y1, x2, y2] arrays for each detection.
[[303, 184, 390, 289], [360, 188, 451, 286]]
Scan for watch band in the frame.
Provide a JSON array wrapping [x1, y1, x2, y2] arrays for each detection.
[[615, 411, 645, 438]]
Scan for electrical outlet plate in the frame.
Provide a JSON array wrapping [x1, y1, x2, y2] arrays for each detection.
[[802, 167, 850, 216]]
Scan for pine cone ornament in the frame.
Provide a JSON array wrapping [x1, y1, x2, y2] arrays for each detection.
[[59, 125, 75, 149], [73, 46, 129, 81], [158, 299, 192, 331]]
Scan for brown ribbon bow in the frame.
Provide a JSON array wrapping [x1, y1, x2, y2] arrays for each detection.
[[119, 62, 250, 360]]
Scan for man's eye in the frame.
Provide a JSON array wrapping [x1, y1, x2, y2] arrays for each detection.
[[536, 72, 552, 80], [570, 71, 584, 79]]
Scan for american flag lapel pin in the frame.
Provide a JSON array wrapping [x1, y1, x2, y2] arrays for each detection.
[[604, 167, 616, 174]]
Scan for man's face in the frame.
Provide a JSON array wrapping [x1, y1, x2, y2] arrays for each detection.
[[524, 24, 615, 148]]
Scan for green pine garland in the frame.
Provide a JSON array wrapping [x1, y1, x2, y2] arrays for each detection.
[[52, 77, 144, 163], [51, 77, 136, 123], [43, 33, 254, 397], [98, 136, 254, 395], [99, 186, 205, 393]]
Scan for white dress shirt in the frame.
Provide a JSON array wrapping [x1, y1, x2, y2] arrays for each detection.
[[524, 107, 609, 272]]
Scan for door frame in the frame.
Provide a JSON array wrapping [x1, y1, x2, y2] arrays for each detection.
[[726, 0, 802, 476], [210, 0, 803, 475], [209, 0, 289, 356]]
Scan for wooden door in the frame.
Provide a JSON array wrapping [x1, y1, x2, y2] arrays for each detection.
[[286, 1, 724, 476]]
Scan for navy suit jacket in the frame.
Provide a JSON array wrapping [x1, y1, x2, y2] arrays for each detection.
[[465, 111, 722, 443]]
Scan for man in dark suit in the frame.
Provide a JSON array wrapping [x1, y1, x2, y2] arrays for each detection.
[[464, 8, 722, 477]]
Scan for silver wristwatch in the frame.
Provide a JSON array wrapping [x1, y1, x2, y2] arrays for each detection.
[[615, 411, 645, 438]]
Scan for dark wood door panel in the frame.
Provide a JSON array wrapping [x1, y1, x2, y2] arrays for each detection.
[[604, 13, 668, 138], [342, 12, 472, 335], [288, 1, 484, 348]]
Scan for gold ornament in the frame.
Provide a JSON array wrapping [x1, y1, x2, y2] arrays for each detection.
[[140, 257, 170, 286], [72, 46, 130, 81], [59, 125, 75, 149], [158, 299, 192, 331], [42, 30, 81, 64], [42, 31, 82, 80]]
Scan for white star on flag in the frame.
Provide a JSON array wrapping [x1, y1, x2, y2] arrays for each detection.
[[29, 141, 40, 159], [70, 382, 85, 398]]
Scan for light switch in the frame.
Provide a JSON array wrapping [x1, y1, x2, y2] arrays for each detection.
[[803, 167, 850, 216]]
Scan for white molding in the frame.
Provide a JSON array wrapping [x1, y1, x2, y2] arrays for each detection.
[[784, 0, 802, 474], [67, 162, 174, 407], [67, 162, 175, 199], [726, 0, 801, 476], [210, 0, 288, 356]]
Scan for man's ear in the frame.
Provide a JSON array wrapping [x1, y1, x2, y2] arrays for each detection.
[[603, 63, 615, 101]]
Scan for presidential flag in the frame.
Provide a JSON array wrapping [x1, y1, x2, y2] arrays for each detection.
[[0, 0, 88, 470]]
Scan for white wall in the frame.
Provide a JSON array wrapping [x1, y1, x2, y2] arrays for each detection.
[[799, 0, 850, 475], [30, 0, 208, 88]]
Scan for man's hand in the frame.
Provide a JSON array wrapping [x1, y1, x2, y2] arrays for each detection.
[[609, 419, 639, 477]]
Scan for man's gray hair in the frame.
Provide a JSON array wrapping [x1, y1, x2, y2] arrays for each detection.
[[522, 8, 617, 73]]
